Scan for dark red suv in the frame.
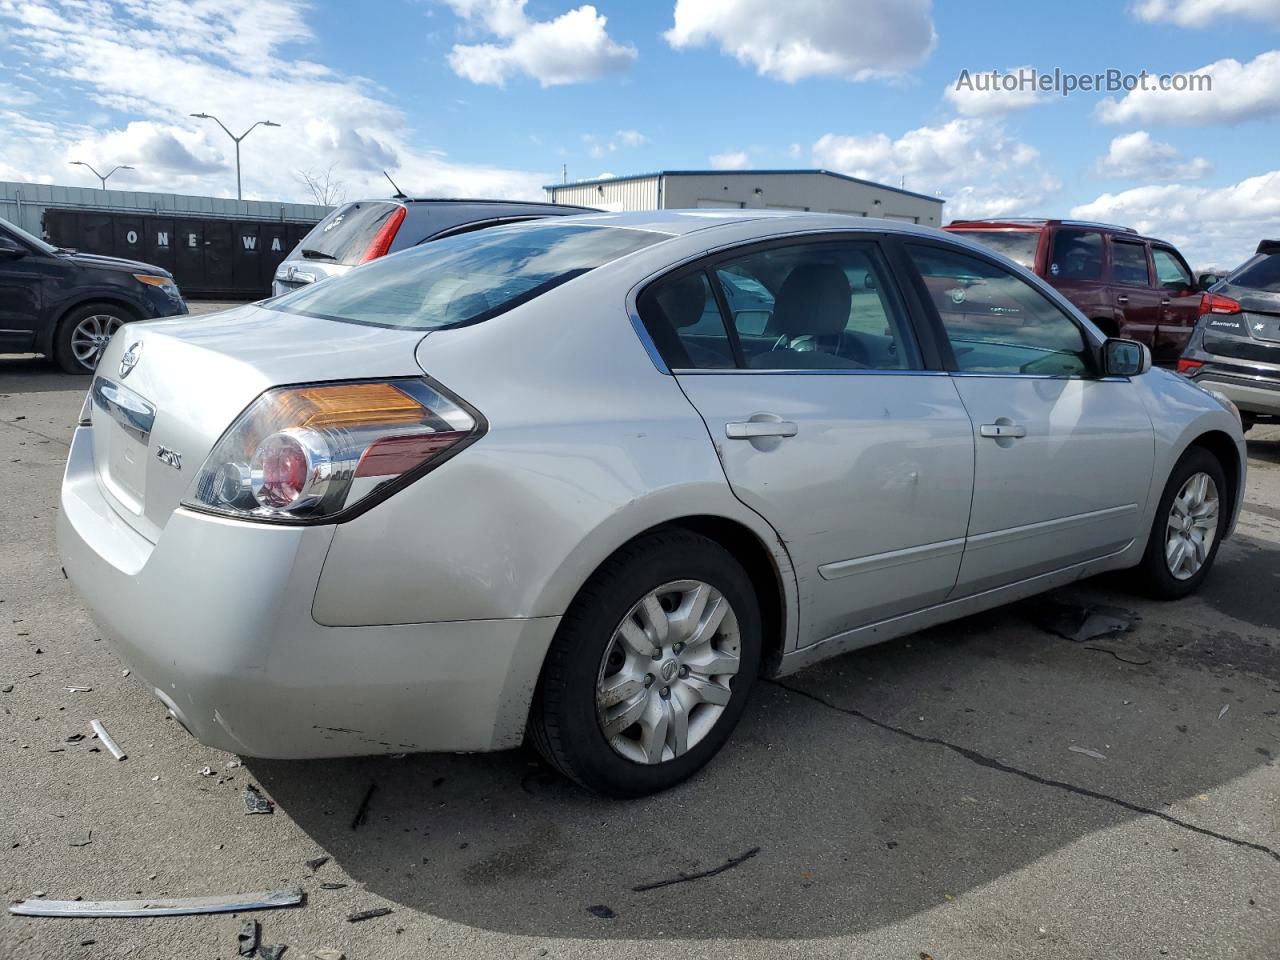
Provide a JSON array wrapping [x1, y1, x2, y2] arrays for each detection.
[[944, 218, 1212, 365]]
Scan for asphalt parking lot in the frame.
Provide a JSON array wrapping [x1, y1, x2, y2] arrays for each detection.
[[2, 352, 1278, 960]]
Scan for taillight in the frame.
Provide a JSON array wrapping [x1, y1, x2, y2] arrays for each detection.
[[360, 206, 406, 263], [184, 378, 483, 522], [1176, 358, 1203, 375], [1199, 293, 1241, 316]]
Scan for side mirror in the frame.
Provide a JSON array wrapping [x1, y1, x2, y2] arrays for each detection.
[[0, 236, 27, 260], [1103, 338, 1152, 377], [1196, 272, 1221, 291]]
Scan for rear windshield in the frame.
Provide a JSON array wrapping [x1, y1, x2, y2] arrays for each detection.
[[948, 230, 1040, 269], [297, 201, 402, 265], [1228, 254, 1280, 293], [268, 222, 663, 330]]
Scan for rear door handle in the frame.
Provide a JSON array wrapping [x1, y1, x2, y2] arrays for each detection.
[[1116, 295, 1130, 304], [1160, 298, 1171, 306], [980, 423, 1027, 439], [726, 420, 798, 440]]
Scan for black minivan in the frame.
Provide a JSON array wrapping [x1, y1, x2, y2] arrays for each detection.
[[0, 216, 188, 373]]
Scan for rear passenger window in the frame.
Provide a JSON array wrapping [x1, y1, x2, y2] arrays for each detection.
[[712, 242, 919, 370], [1048, 229, 1103, 281], [907, 244, 1091, 377], [637, 272, 735, 369], [1111, 240, 1151, 286]]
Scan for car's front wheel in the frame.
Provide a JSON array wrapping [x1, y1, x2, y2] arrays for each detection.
[[54, 302, 136, 374], [528, 529, 761, 797], [1138, 446, 1228, 599]]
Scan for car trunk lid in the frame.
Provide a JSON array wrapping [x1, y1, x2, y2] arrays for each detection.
[[88, 304, 425, 542]]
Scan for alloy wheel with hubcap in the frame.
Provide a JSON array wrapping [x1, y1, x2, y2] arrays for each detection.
[[70, 313, 125, 371], [595, 579, 741, 764], [1165, 471, 1219, 581]]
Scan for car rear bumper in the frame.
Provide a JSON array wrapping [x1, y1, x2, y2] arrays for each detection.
[[1188, 362, 1280, 417], [56, 425, 559, 758]]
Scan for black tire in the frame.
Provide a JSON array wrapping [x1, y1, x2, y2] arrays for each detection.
[[1136, 446, 1229, 600], [528, 529, 762, 797], [53, 302, 136, 375]]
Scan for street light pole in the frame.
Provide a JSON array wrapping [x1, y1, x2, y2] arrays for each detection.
[[189, 113, 281, 200], [69, 161, 135, 189]]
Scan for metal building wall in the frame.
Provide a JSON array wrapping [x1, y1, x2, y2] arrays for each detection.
[[544, 176, 659, 212], [659, 173, 944, 225]]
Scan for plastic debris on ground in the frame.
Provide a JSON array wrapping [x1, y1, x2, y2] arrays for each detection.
[[243, 785, 275, 815]]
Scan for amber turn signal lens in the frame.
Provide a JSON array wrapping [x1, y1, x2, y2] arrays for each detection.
[[281, 383, 425, 429]]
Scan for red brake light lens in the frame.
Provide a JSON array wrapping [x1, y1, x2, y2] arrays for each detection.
[[360, 205, 406, 263], [1199, 293, 1241, 316], [1176, 358, 1203, 375]]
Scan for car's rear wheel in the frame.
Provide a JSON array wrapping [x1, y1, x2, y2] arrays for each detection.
[[1137, 446, 1228, 599], [54, 302, 135, 374], [528, 529, 761, 797]]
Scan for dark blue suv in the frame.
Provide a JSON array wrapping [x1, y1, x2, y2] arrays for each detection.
[[0, 216, 187, 373]]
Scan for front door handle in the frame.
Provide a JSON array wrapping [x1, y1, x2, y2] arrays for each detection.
[[980, 422, 1027, 439], [726, 420, 798, 440], [1116, 295, 1130, 304]]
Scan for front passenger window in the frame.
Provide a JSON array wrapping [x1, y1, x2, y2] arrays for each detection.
[[907, 244, 1091, 377]]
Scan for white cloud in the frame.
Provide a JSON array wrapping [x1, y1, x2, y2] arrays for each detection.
[[811, 118, 1057, 219], [1072, 170, 1280, 268], [0, 0, 548, 202], [1096, 50, 1280, 126], [444, 1, 636, 87], [1096, 131, 1211, 180], [709, 150, 750, 170], [1132, 0, 1280, 27], [581, 129, 647, 158], [944, 67, 1048, 116], [665, 0, 936, 83]]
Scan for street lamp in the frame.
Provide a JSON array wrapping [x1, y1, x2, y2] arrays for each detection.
[[190, 113, 281, 200], [69, 161, 134, 189]]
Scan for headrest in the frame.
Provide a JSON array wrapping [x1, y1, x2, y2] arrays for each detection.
[[770, 264, 852, 338], [654, 274, 709, 329]]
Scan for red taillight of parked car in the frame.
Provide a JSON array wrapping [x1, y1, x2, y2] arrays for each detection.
[[1199, 292, 1241, 316], [360, 205, 407, 263], [1176, 358, 1204, 375]]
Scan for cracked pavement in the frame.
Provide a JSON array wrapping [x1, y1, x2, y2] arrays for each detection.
[[1, 355, 1278, 960]]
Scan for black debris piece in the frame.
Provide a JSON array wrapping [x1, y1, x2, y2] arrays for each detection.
[[347, 907, 392, 923], [587, 904, 617, 919], [237, 919, 259, 956], [79, 940, 95, 947], [633, 847, 761, 892], [1029, 598, 1139, 643], [319, 882, 348, 891], [350, 783, 376, 831], [65, 733, 85, 743], [243, 785, 275, 815], [257, 944, 288, 960], [305, 855, 330, 872], [68, 831, 92, 848], [1, 684, 12, 693]]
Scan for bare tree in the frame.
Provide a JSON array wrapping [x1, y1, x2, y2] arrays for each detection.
[[294, 165, 348, 207]]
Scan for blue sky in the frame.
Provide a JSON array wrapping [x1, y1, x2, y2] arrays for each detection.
[[2, 0, 1280, 266]]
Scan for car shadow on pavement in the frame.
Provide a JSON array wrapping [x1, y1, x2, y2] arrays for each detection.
[[249, 573, 1280, 942]]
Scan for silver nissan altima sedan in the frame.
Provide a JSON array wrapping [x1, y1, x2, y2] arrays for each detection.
[[58, 211, 1246, 796]]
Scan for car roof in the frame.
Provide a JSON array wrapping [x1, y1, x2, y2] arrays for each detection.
[[540, 208, 950, 240]]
